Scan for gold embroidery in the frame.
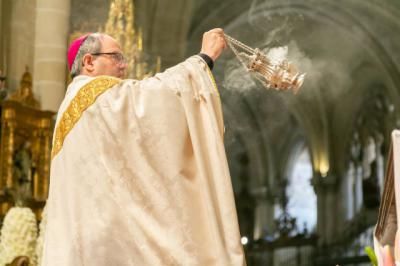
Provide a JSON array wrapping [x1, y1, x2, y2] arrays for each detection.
[[51, 76, 121, 159], [205, 67, 220, 97]]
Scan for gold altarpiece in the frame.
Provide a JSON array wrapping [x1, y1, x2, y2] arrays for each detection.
[[0, 68, 54, 219]]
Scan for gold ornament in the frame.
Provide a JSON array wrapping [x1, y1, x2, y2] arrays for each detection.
[[102, 0, 161, 79]]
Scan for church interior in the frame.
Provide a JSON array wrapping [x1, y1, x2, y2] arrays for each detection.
[[1, 0, 400, 265]]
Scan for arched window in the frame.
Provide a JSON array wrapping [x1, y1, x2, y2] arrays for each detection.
[[286, 147, 317, 233]]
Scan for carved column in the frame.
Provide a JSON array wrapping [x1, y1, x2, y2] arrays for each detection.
[[33, 0, 71, 111], [312, 173, 338, 245]]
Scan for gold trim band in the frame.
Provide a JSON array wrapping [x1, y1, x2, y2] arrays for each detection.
[[205, 66, 220, 97], [51, 76, 121, 159]]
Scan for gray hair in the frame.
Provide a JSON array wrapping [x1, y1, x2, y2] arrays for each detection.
[[70, 33, 103, 78]]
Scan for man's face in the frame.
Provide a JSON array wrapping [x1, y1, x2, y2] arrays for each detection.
[[91, 35, 127, 78]]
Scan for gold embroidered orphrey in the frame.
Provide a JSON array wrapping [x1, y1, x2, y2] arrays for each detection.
[[205, 66, 220, 97], [51, 76, 121, 159]]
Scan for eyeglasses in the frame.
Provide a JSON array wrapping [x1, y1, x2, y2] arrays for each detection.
[[91, 52, 127, 64]]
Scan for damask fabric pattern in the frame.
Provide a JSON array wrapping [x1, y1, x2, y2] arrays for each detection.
[[42, 56, 246, 266]]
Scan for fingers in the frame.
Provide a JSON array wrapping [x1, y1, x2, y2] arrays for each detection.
[[200, 28, 227, 61], [206, 28, 224, 38], [206, 28, 227, 49], [203, 29, 224, 40], [213, 28, 227, 47], [218, 36, 227, 50], [208, 28, 223, 33]]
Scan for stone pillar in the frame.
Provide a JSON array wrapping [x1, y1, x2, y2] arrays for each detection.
[[312, 173, 337, 245], [253, 187, 275, 239], [0, 0, 12, 82], [324, 177, 337, 243], [8, 0, 35, 91], [33, 0, 71, 112]]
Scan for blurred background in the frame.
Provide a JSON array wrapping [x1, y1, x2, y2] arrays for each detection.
[[1, 0, 400, 265]]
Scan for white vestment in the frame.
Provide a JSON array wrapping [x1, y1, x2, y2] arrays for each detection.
[[42, 56, 246, 266]]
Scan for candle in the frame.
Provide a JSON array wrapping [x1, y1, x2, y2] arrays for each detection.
[[3, 38, 7, 76], [2, 42, 5, 74], [138, 27, 143, 52]]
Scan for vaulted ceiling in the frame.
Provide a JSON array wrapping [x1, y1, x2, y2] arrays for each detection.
[[10, 0, 400, 194]]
